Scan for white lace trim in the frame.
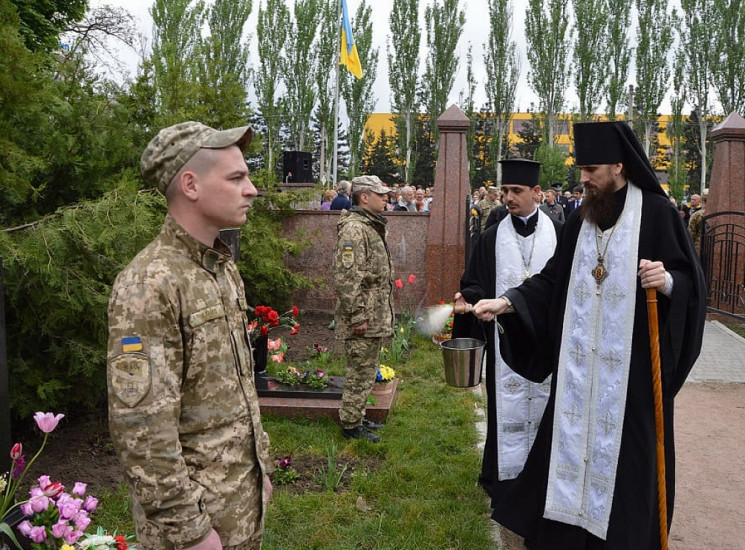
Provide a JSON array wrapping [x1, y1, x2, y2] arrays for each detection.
[[543, 183, 642, 539], [493, 210, 556, 480]]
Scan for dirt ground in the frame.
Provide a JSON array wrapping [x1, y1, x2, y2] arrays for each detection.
[[498, 381, 745, 550]]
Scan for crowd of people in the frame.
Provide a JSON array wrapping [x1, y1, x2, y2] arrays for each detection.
[[316, 181, 434, 212]]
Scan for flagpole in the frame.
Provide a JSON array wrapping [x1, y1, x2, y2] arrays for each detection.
[[332, 0, 342, 188]]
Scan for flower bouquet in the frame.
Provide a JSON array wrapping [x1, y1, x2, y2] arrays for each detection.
[[247, 305, 299, 372], [373, 365, 396, 394]]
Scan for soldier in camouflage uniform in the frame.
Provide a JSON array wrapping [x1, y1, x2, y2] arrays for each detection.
[[107, 122, 272, 550], [333, 175, 395, 443], [478, 185, 501, 231]]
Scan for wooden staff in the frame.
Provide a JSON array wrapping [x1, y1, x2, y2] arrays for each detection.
[[646, 288, 668, 550]]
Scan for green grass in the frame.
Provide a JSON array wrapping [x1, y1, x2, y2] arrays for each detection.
[[90, 334, 493, 549], [724, 322, 745, 339]]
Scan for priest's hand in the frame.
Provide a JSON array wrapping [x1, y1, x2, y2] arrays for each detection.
[[638, 259, 667, 290], [473, 297, 510, 321], [453, 292, 473, 314]]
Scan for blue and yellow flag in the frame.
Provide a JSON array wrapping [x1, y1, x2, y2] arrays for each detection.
[[340, 0, 363, 79]]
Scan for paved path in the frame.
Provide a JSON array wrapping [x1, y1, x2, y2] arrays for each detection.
[[686, 320, 745, 383], [475, 320, 745, 549]]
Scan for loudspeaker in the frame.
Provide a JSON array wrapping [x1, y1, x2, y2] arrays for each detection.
[[282, 151, 313, 183]]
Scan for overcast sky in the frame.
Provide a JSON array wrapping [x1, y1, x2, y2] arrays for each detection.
[[88, 0, 679, 115]]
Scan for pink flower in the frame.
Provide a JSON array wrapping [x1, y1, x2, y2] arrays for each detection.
[[315, 369, 326, 378], [52, 521, 73, 539], [395, 279, 403, 289], [30, 494, 50, 512], [83, 495, 98, 512], [29, 525, 47, 543], [73, 511, 91, 531], [72, 482, 87, 496], [270, 352, 284, 364], [10, 442, 22, 460], [19, 501, 34, 516], [408, 274, 416, 285], [267, 338, 282, 351], [65, 530, 84, 545], [57, 493, 82, 519], [37, 475, 51, 488], [33, 412, 64, 433], [17, 520, 33, 536]]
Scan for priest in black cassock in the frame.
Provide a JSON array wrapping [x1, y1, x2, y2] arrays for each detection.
[[472, 121, 706, 549], [454, 159, 563, 503]]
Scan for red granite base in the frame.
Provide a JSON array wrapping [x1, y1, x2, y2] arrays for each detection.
[[258, 377, 398, 425]]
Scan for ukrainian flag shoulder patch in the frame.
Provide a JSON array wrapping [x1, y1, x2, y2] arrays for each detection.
[[122, 336, 143, 353]]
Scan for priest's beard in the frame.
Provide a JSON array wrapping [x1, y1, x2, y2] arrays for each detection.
[[581, 184, 615, 225]]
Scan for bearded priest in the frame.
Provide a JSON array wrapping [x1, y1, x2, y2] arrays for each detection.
[[472, 121, 706, 550]]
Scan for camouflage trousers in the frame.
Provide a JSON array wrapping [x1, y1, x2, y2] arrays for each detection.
[[339, 336, 382, 429]]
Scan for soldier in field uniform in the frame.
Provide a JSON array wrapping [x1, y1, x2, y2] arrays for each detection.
[[333, 175, 395, 443], [107, 122, 272, 550]]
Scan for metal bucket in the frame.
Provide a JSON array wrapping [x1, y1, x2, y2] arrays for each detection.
[[440, 338, 485, 388]]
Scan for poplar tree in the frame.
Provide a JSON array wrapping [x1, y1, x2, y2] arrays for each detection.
[[668, 49, 688, 202], [680, 0, 717, 192], [633, 0, 673, 157], [387, 0, 420, 184], [340, 0, 377, 177], [199, 0, 252, 129], [573, 0, 610, 121], [461, 44, 479, 185], [284, 0, 320, 152], [525, 0, 571, 146], [605, 0, 632, 120], [712, 0, 745, 115], [256, 0, 290, 180], [314, 0, 337, 185], [422, 0, 465, 145], [150, 0, 205, 124], [484, 0, 519, 183]]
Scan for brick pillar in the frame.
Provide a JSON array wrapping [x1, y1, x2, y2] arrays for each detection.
[[708, 112, 745, 215], [425, 104, 471, 305]]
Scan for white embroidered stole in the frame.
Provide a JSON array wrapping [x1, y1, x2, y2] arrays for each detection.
[[543, 184, 642, 539], [493, 210, 556, 480]]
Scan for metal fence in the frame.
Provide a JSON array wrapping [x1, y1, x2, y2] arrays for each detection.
[[700, 211, 745, 321]]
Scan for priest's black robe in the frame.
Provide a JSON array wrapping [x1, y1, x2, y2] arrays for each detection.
[[456, 211, 563, 504], [492, 185, 706, 550]]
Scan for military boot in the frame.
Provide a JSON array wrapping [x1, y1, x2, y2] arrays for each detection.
[[342, 425, 380, 443]]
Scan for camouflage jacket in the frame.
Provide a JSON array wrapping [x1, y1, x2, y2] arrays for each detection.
[[107, 215, 271, 548], [478, 197, 499, 230], [333, 207, 394, 338], [688, 207, 705, 253]]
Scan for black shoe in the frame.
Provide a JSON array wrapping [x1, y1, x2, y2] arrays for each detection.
[[362, 417, 384, 430], [342, 425, 380, 443]]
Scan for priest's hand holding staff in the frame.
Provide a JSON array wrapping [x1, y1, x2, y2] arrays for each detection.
[[638, 259, 668, 290]]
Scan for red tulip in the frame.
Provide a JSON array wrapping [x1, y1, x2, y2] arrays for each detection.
[[395, 279, 403, 289], [408, 274, 416, 285], [10, 442, 22, 460], [260, 325, 269, 336], [292, 305, 299, 317], [41, 480, 65, 497]]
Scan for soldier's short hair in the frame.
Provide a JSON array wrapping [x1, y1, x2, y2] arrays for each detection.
[[141, 121, 253, 193]]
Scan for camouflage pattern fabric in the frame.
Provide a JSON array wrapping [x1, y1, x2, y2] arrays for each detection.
[[107, 215, 271, 548], [332, 207, 394, 339], [688, 207, 705, 254], [339, 336, 383, 429], [478, 197, 499, 231], [333, 206, 394, 428]]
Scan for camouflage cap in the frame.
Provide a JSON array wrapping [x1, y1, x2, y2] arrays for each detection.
[[352, 175, 389, 195], [141, 121, 253, 193]]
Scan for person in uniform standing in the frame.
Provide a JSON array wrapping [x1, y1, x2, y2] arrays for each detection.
[[107, 122, 272, 550], [472, 121, 706, 549], [454, 158, 563, 510], [333, 175, 395, 443]]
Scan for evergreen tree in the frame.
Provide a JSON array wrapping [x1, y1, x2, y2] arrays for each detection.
[[484, 0, 519, 184], [362, 129, 400, 183], [422, 0, 465, 146], [387, 0, 420, 184], [411, 115, 436, 188], [514, 116, 543, 160]]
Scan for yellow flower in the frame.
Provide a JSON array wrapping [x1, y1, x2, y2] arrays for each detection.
[[61, 546, 75, 550], [0, 473, 6, 493]]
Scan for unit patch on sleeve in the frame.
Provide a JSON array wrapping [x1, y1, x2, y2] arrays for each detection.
[[110, 353, 151, 408], [341, 242, 355, 268]]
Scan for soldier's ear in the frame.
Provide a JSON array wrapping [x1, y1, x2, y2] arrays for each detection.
[[179, 170, 199, 201]]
